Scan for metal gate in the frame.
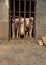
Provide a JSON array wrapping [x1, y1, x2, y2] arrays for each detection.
[[9, 0, 37, 40]]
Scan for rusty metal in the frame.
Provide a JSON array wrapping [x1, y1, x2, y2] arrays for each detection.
[[9, 0, 37, 40], [29, 0, 31, 37], [9, 0, 11, 41], [13, 0, 15, 39], [11, 11, 34, 14], [19, 0, 21, 38], [10, 16, 19, 18], [33, 0, 37, 39], [24, 0, 26, 38]]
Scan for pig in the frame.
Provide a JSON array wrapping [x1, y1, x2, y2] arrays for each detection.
[[12, 18, 20, 38], [19, 17, 33, 38], [12, 17, 24, 38], [25, 17, 33, 37], [12, 17, 33, 38], [20, 17, 25, 36]]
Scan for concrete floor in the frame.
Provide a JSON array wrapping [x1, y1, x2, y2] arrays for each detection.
[[0, 38, 46, 65]]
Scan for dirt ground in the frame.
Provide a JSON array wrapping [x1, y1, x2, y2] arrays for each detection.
[[0, 38, 46, 65]]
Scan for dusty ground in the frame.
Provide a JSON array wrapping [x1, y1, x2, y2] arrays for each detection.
[[0, 38, 46, 65]]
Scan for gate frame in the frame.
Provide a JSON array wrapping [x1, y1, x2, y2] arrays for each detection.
[[9, 0, 37, 40]]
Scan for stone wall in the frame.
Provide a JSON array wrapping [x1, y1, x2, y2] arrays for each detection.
[[36, 0, 46, 39]]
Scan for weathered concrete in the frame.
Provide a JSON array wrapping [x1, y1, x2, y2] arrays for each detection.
[[0, 44, 46, 65], [0, 0, 9, 40], [36, 0, 46, 39], [0, 0, 46, 40], [0, 22, 8, 40]]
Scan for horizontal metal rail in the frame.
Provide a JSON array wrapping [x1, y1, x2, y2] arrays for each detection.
[[11, 11, 34, 13], [16, 0, 34, 1]]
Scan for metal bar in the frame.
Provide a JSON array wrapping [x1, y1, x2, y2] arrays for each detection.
[[24, 0, 26, 38], [19, 0, 20, 38], [17, 0, 34, 1], [13, 0, 15, 39], [10, 16, 19, 18], [19, 0, 20, 18], [29, 0, 31, 38], [11, 11, 35, 14], [9, 0, 11, 41], [33, 0, 37, 39]]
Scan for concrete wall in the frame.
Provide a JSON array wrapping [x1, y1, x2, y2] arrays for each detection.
[[36, 0, 46, 39], [0, 0, 46, 40], [0, 0, 9, 40]]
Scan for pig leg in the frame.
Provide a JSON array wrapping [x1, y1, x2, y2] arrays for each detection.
[[17, 29, 19, 38], [29, 30, 32, 37], [29, 25, 33, 37], [26, 32, 28, 37], [12, 23, 15, 39]]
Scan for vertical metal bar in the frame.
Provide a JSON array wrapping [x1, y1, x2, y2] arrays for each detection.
[[33, 0, 37, 39], [24, 0, 26, 38], [19, 0, 20, 18], [29, 0, 31, 38], [13, 0, 15, 39], [19, 0, 20, 38], [9, 0, 11, 41]]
